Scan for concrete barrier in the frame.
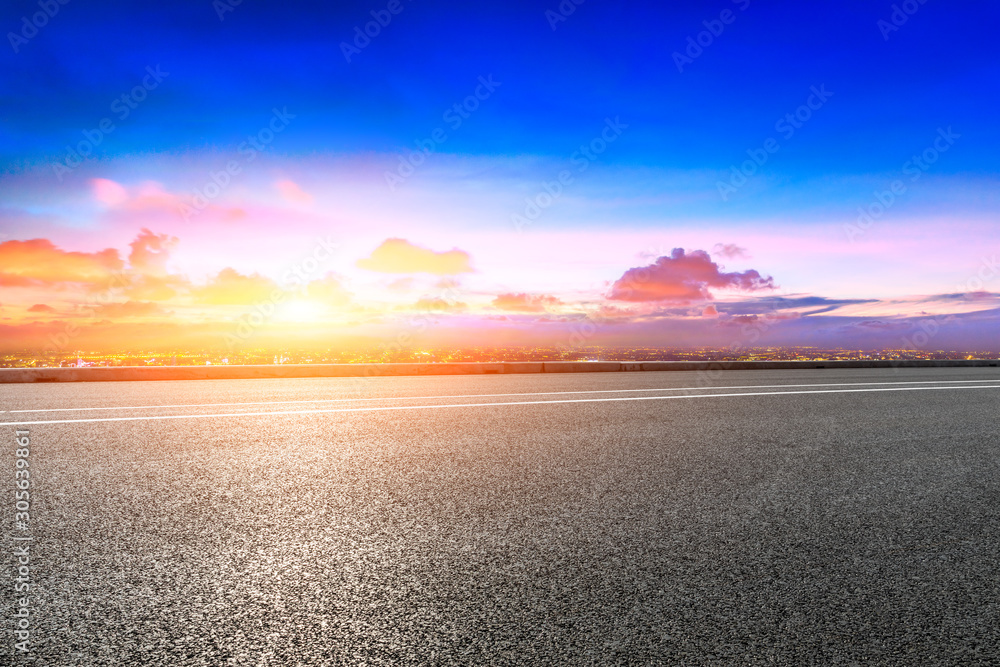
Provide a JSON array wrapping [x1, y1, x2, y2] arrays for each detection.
[[0, 359, 996, 383], [542, 362, 624, 373], [503, 362, 545, 374]]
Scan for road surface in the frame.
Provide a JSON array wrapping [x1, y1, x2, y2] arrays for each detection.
[[2, 368, 999, 665]]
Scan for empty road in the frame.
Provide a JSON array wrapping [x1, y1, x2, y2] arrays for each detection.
[[2, 368, 999, 665]]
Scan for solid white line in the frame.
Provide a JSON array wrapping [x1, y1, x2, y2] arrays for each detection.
[[8, 379, 1000, 414], [3, 384, 999, 426]]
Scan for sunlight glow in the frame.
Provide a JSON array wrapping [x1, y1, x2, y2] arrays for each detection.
[[276, 299, 327, 323]]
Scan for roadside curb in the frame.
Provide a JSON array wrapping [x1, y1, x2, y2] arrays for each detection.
[[1, 359, 997, 383]]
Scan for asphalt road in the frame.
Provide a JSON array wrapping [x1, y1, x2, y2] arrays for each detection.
[[2, 368, 999, 665]]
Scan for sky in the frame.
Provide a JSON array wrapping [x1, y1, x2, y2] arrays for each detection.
[[1, 0, 998, 354]]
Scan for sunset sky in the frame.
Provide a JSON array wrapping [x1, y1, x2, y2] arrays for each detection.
[[1, 0, 998, 353]]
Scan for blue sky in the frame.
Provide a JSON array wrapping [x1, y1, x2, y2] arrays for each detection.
[[3, 0, 998, 173]]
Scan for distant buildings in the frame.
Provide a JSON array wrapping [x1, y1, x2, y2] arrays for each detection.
[[1, 346, 995, 368]]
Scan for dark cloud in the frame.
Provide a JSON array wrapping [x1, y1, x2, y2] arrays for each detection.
[[838, 319, 908, 331], [712, 243, 749, 259], [918, 291, 1000, 302], [710, 295, 877, 316]]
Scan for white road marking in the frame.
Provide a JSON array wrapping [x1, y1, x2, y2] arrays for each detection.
[[7, 379, 1000, 414], [3, 384, 999, 426]]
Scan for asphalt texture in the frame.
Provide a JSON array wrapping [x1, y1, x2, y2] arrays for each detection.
[[2, 368, 999, 665]]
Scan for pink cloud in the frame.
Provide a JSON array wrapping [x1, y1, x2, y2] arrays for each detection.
[[712, 243, 749, 259], [91, 178, 129, 206], [609, 248, 775, 303], [388, 277, 415, 292], [94, 181, 252, 232], [129, 228, 178, 276], [92, 180, 190, 214], [275, 179, 314, 205]]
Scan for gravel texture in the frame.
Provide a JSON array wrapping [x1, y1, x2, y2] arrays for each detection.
[[1, 368, 999, 665]]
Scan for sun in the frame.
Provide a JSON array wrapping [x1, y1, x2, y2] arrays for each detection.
[[276, 299, 327, 322]]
